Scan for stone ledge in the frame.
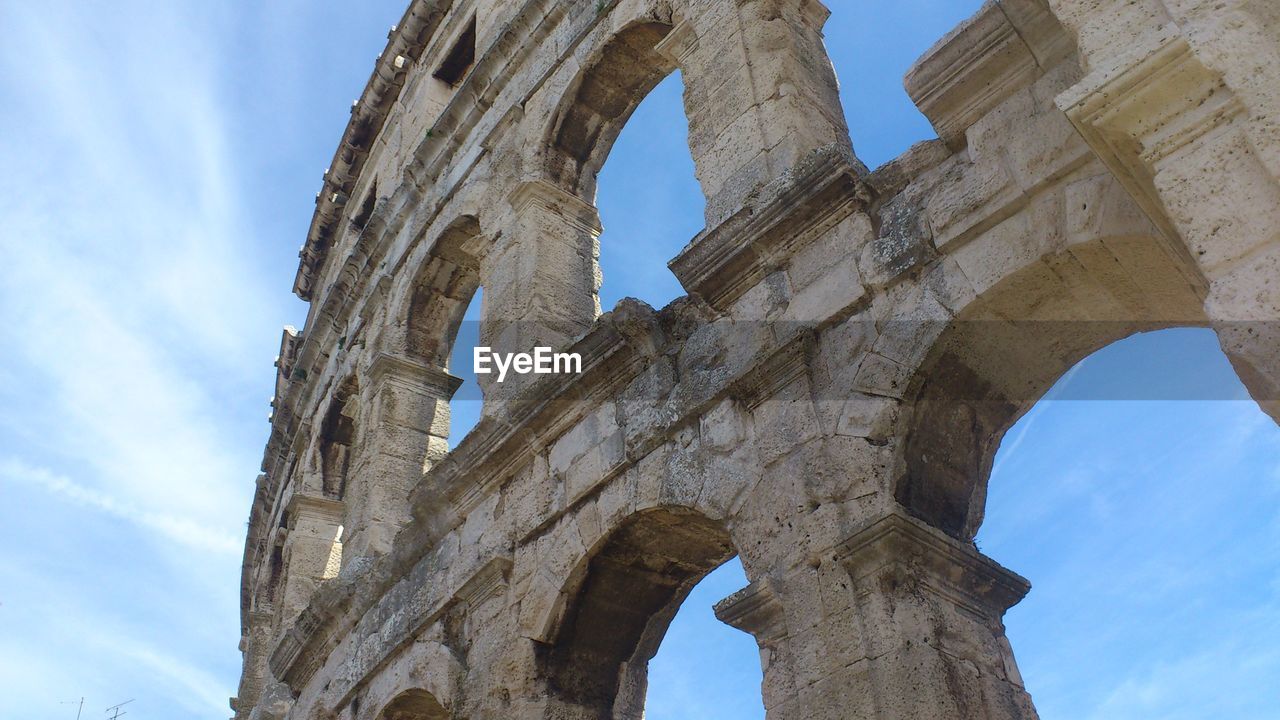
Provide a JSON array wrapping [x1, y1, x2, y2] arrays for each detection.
[[714, 577, 787, 646], [669, 148, 868, 311], [509, 180, 603, 236], [905, 0, 1071, 151], [833, 509, 1030, 620], [367, 352, 463, 399], [410, 303, 656, 528]]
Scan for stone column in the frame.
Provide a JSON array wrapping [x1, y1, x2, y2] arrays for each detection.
[[277, 494, 345, 625], [231, 608, 275, 720], [343, 352, 461, 563], [837, 512, 1035, 719], [679, 0, 856, 225], [1052, 1, 1280, 422], [720, 511, 1036, 719], [714, 578, 792, 716], [478, 180, 601, 405]]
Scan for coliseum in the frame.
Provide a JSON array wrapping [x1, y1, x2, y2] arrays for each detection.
[[233, 0, 1280, 718]]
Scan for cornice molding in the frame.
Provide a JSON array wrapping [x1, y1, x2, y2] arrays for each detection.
[[295, 0, 452, 300], [508, 179, 602, 236], [1057, 27, 1246, 248], [835, 510, 1030, 620], [367, 352, 464, 400], [654, 18, 698, 67], [669, 149, 868, 310], [713, 577, 788, 646], [284, 493, 345, 522]]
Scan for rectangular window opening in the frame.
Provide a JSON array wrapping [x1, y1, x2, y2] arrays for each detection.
[[351, 180, 377, 231], [433, 17, 476, 87]]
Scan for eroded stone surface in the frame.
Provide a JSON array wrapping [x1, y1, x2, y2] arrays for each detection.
[[234, 1, 1279, 718]]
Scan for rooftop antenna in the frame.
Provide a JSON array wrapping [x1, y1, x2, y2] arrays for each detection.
[[105, 699, 134, 720], [61, 698, 85, 720]]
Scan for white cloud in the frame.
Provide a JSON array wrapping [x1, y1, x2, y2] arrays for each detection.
[[1, 459, 241, 556], [0, 3, 281, 717], [0, 0, 279, 535]]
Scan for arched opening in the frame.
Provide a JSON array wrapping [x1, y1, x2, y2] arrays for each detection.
[[401, 214, 482, 448], [539, 507, 761, 719], [891, 193, 1280, 713], [547, 21, 677, 200], [896, 231, 1209, 539], [377, 688, 449, 720], [545, 19, 704, 314], [643, 557, 764, 720], [405, 216, 482, 369], [595, 71, 703, 312], [975, 327, 1280, 716]]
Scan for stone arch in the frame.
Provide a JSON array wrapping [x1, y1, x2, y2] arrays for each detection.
[[537, 505, 739, 719], [535, 0, 854, 223], [376, 690, 448, 720], [402, 214, 483, 369], [894, 193, 1214, 539], [544, 18, 678, 200], [359, 639, 465, 720]]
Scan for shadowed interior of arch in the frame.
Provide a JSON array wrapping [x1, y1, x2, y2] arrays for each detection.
[[378, 688, 449, 720], [399, 214, 484, 447], [548, 21, 677, 199], [405, 215, 482, 369], [897, 231, 1211, 539], [539, 507, 761, 718]]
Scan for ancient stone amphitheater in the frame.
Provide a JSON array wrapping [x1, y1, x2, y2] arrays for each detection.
[[233, 0, 1279, 717]]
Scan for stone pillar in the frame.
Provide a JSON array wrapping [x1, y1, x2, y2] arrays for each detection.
[[714, 578, 792, 716], [232, 609, 275, 720], [478, 180, 600, 405], [1054, 7, 1280, 422], [679, 0, 855, 225], [344, 352, 461, 563], [450, 557, 517, 719], [843, 511, 1035, 719], [720, 511, 1036, 720], [277, 494, 345, 625]]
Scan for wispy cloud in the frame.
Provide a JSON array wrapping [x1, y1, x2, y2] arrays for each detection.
[[1, 459, 240, 555], [0, 0, 275, 536], [1085, 626, 1280, 720], [991, 361, 1087, 478], [0, 2, 282, 717], [0, 570, 237, 719]]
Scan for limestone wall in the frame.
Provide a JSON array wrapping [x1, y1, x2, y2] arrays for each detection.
[[233, 1, 1280, 718]]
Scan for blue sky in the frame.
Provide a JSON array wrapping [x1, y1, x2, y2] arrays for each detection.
[[1, 2, 1276, 719]]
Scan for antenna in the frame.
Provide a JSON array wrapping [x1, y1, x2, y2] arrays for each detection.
[[105, 699, 134, 720], [61, 697, 85, 720]]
